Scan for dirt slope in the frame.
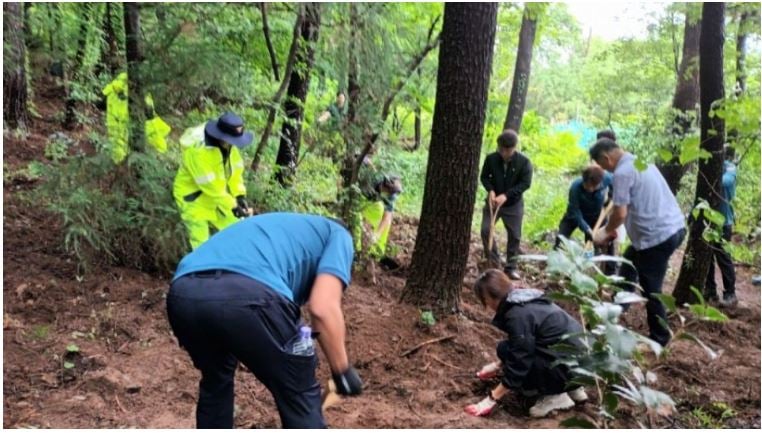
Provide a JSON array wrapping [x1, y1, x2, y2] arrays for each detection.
[[3, 79, 760, 429]]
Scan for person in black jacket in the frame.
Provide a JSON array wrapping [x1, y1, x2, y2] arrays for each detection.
[[465, 270, 588, 418], [480, 130, 533, 280]]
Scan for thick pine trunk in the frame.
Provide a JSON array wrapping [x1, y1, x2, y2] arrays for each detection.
[[275, 3, 321, 186], [402, 3, 498, 311], [673, 3, 726, 305], [3, 2, 30, 129], [503, 5, 537, 132], [657, 9, 701, 194], [123, 2, 144, 152]]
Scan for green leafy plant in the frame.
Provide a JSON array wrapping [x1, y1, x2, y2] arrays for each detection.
[[419, 310, 436, 327], [519, 237, 728, 428]]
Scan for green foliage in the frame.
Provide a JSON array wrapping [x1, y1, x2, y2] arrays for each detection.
[[31, 146, 188, 275], [66, 343, 80, 353], [519, 238, 728, 426], [419, 310, 436, 327]]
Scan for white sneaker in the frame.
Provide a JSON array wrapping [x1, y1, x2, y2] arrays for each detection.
[[529, 392, 575, 418], [568, 387, 588, 403]]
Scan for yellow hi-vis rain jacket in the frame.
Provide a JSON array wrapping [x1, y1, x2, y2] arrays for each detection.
[[173, 125, 246, 249], [144, 93, 171, 153], [102, 72, 129, 164]]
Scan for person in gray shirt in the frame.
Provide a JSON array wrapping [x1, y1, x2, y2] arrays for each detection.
[[590, 138, 686, 347]]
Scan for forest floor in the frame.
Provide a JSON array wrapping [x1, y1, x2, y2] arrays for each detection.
[[3, 77, 760, 429]]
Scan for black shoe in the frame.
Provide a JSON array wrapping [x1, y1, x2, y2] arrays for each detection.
[[719, 293, 738, 308], [505, 269, 521, 281], [704, 292, 719, 303]]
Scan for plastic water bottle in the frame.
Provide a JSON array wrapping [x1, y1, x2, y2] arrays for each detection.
[[291, 326, 314, 356]]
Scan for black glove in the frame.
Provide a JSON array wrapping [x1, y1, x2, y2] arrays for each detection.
[[232, 195, 249, 218], [236, 195, 249, 211], [332, 366, 363, 396]]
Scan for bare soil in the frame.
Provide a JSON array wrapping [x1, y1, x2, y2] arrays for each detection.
[[3, 77, 760, 429]]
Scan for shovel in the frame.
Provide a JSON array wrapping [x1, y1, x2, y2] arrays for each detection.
[[486, 198, 505, 268], [321, 379, 341, 411], [585, 201, 615, 252]]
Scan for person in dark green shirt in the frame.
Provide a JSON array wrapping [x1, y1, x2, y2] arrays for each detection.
[[479, 129, 533, 280]]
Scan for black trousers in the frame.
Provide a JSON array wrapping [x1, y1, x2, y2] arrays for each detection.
[[166, 271, 324, 429], [705, 225, 736, 297], [619, 228, 686, 347], [496, 341, 577, 396], [554, 215, 616, 275], [481, 201, 524, 271]]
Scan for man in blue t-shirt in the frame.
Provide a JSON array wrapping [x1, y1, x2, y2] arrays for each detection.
[[166, 213, 363, 428]]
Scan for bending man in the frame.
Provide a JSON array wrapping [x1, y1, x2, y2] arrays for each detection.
[[167, 212, 363, 428]]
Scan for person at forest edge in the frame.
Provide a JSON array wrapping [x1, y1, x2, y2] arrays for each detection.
[[317, 91, 347, 125], [102, 73, 172, 163], [704, 154, 738, 307], [555, 165, 613, 248], [173, 112, 253, 250], [166, 212, 363, 428], [358, 171, 403, 267], [102, 72, 129, 164], [590, 138, 685, 347], [479, 129, 533, 280], [464, 270, 588, 418]]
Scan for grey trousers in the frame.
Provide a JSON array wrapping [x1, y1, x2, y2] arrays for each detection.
[[481, 201, 524, 271]]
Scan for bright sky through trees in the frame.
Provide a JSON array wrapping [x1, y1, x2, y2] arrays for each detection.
[[567, 1, 668, 40]]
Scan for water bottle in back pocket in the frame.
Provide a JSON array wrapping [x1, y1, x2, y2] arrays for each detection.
[[291, 325, 315, 356]]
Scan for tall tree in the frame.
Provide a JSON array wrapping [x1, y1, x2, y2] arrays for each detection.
[[274, 3, 321, 186], [259, 2, 280, 81], [657, 4, 701, 194], [673, 2, 726, 304], [727, 8, 753, 160], [3, 2, 30, 129], [123, 2, 144, 152], [64, 3, 93, 130], [402, 3, 498, 311], [95, 3, 121, 77], [503, 4, 539, 132], [251, 5, 305, 171]]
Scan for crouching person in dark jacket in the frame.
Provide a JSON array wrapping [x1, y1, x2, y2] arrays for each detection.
[[465, 269, 587, 418]]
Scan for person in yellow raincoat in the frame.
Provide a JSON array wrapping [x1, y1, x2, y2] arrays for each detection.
[[173, 112, 253, 250], [355, 163, 403, 269], [102, 72, 129, 164], [103, 73, 172, 161], [144, 93, 171, 153]]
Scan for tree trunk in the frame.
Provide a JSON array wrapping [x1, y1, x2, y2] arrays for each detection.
[[259, 2, 280, 81], [251, 6, 305, 172], [3, 2, 30, 129], [727, 11, 751, 160], [338, 3, 363, 223], [401, 3, 498, 311], [96, 3, 120, 77], [123, 2, 144, 153], [672, 2, 726, 305], [657, 7, 701, 195], [274, 3, 321, 186], [64, 3, 92, 130], [414, 101, 422, 151], [503, 5, 537, 132]]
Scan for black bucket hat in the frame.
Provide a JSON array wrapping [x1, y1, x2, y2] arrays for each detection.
[[205, 112, 254, 148]]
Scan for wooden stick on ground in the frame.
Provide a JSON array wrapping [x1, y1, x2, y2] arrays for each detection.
[[399, 335, 455, 357]]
